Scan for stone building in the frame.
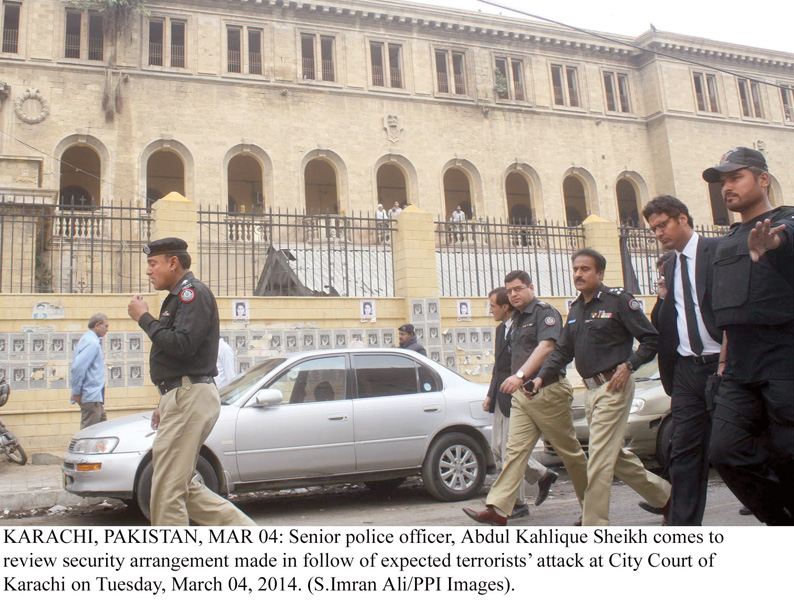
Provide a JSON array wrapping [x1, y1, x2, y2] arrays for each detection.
[[0, 0, 791, 227]]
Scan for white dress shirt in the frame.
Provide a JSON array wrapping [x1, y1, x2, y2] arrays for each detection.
[[674, 233, 722, 356], [215, 338, 237, 388]]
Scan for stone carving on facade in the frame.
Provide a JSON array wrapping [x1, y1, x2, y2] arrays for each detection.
[[15, 88, 50, 124], [383, 114, 403, 143]]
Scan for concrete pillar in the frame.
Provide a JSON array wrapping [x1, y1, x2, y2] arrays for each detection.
[[150, 192, 198, 251], [582, 214, 623, 287], [391, 206, 439, 300]]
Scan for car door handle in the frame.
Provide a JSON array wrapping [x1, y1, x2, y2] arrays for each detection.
[[423, 406, 440, 413], [328, 415, 348, 421]]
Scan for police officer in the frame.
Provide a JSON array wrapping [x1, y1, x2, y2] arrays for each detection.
[[531, 249, 671, 526], [702, 147, 794, 525], [397, 324, 427, 356], [128, 238, 254, 526], [463, 271, 588, 526]]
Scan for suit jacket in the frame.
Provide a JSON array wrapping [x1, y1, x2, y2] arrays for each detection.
[[487, 320, 514, 417], [657, 235, 722, 395]]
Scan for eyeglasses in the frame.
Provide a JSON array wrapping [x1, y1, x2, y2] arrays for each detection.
[[506, 285, 528, 295], [648, 216, 677, 234]]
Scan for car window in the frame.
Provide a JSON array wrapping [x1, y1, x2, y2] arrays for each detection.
[[220, 358, 286, 405], [418, 363, 441, 393], [353, 354, 418, 398], [267, 356, 347, 404]]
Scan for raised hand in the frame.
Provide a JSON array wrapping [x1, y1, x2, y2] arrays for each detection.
[[748, 218, 784, 262]]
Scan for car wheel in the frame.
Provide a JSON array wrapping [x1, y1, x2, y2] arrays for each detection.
[[655, 416, 674, 469], [421, 432, 486, 501], [135, 454, 218, 522], [364, 478, 407, 496]]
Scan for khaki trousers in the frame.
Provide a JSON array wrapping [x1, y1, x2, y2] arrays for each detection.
[[151, 377, 254, 526], [491, 405, 547, 507], [582, 375, 671, 526], [487, 379, 588, 516]]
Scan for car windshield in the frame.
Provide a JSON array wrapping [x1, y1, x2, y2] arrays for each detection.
[[220, 358, 286, 405]]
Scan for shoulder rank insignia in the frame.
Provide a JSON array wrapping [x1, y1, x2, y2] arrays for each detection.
[[628, 298, 642, 311], [179, 288, 196, 303], [537, 301, 549, 307], [607, 287, 625, 294]]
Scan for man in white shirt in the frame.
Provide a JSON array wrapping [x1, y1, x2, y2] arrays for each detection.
[[450, 204, 467, 242], [375, 203, 389, 243], [388, 201, 402, 219], [643, 195, 723, 525], [215, 337, 237, 388]]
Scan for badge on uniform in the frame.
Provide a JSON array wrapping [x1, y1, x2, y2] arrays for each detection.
[[544, 316, 556, 326], [629, 299, 641, 311], [179, 288, 195, 303]]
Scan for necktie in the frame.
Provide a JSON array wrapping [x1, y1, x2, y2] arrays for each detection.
[[680, 254, 704, 356]]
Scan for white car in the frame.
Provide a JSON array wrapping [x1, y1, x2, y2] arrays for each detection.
[[62, 349, 494, 518]]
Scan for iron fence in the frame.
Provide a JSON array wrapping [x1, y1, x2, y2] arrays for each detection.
[[0, 196, 152, 294], [197, 208, 395, 297], [435, 218, 585, 297], [619, 225, 728, 295]]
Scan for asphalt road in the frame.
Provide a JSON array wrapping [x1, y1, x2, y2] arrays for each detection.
[[5, 469, 759, 527]]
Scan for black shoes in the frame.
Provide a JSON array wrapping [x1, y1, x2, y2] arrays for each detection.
[[508, 503, 530, 519], [535, 469, 558, 506]]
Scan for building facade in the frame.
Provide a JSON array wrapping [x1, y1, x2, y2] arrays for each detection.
[[1, 0, 792, 228]]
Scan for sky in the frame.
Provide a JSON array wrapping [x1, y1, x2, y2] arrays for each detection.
[[409, 0, 792, 54]]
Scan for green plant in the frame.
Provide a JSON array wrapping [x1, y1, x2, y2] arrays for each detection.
[[494, 68, 508, 99]]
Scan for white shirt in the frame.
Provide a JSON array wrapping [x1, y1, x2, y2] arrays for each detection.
[[376, 208, 387, 220], [215, 338, 237, 388], [674, 233, 722, 356], [451, 210, 466, 222], [503, 316, 514, 340], [388, 206, 402, 218]]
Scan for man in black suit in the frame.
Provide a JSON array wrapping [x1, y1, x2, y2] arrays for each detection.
[[642, 195, 723, 525], [483, 287, 558, 517]]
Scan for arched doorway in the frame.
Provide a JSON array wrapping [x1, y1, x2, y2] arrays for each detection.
[[563, 176, 588, 225], [227, 154, 264, 212], [146, 149, 185, 206], [443, 168, 472, 218], [305, 159, 338, 214], [707, 182, 732, 226], [616, 179, 640, 226], [506, 171, 533, 223], [376, 163, 407, 208], [59, 146, 101, 208]]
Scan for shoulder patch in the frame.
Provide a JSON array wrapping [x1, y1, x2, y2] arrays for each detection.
[[544, 316, 557, 326], [628, 298, 642, 311], [179, 288, 196, 303]]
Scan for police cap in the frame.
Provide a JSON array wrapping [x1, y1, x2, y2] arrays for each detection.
[[398, 323, 415, 334], [702, 147, 768, 183], [143, 237, 189, 257]]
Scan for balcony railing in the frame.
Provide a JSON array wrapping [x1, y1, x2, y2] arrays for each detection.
[[65, 34, 81, 59], [88, 36, 103, 61], [3, 28, 19, 53], [149, 42, 163, 66], [249, 52, 262, 74], [171, 43, 185, 68], [302, 57, 315, 80], [228, 49, 241, 73]]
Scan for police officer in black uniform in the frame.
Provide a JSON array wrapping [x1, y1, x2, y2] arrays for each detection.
[[702, 147, 794, 525], [532, 249, 670, 526], [128, 237, 254, 526]]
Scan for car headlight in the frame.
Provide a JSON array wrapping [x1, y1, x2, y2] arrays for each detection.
[[71, 437, 119, 454], [630, 398, 646, 414]]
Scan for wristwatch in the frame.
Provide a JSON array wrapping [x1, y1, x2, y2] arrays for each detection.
[[515, 370, 525, 380], [623, 360, 634, 372]]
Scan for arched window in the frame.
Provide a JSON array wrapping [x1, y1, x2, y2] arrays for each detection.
[[443, 168, 472, 218], [376, 163, 407, 208], [146, 149, 185, 207], [706, 182, 732, 226], [228, 154, 264, 212], [59, 145, 101, 208], [616, 179, 640, 226], [305, 159, 339, 214], [563, 176, 588, 225], [506, 171, 533, 223]]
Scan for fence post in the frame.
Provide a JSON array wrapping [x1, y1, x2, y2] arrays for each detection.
[[149, 191, 199, 263], [392, 206, 439, 301], [582, 214, 624, 287]]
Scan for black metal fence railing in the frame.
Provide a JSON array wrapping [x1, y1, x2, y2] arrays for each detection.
[[197, 208, 395, 297], [619, 225, 728, 296], [0, 197, 152, 294], [435, 218, 585, 298]]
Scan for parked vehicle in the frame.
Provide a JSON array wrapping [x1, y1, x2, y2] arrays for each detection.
[[62, 349, 494, 518], [543, 362, 672, 468], [0, 376, 27, 465]]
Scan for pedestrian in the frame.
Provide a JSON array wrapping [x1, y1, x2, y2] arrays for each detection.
[[463, 272, 587, 526], [388, 201, 402, 219], [477, 286, 560, 520], [70, 313, 109, 430], [702, 147, 794, 525], [531, 249, 671, 526], [215, 337, 236, 388], [375, 203, 389, 243], [397, 323, 427, 356], [128, 237, 254, 526], [450, 204, 467, 242], [642, 195, 723, 526]]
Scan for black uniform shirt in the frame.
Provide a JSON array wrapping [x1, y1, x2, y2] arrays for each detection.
[[510, 297, 565, 378], [138, 271, 220, 383], [400, 337, 427, 357], [538, 284, 658, 381]]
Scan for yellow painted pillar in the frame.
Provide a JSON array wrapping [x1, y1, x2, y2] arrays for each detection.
[[582, 214, 624, 287], [149, 192, 198, 252], [391, 206, 439, 300]]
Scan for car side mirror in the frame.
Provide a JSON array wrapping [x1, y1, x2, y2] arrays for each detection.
[[253, 389, 284, 407]]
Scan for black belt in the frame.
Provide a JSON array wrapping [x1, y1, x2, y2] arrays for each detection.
[[677, 353, 720, 366], [156, 375, 215, 396]]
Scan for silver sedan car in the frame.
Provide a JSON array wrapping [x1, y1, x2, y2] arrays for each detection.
[[62, 349, 494, 517]]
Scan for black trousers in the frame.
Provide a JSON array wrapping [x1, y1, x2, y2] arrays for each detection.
[[709, 377, 794, 525], [668, 357, 715, 526]]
